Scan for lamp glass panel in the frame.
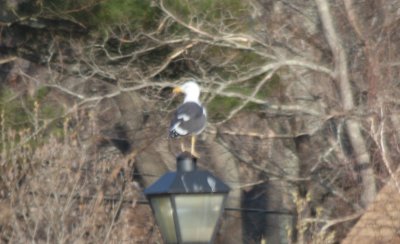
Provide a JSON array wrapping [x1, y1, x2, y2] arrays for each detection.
[[150, 196, 177, 243], [174, 194, 225, 242]]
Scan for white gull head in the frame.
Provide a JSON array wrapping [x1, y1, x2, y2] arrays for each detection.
[[175, 81, 201, 103]]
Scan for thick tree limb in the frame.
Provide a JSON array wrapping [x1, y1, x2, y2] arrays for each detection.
[[0, 56, 17, 64], [315, 0, 376, 206]]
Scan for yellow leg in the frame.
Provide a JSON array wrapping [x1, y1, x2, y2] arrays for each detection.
[[191, 135, 200, 158], [180, 138, 186, 152]]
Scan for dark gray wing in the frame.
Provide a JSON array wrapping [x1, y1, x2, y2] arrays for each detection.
[[169, 102, 206, 138]]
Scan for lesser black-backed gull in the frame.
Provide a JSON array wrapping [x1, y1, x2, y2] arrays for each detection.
[[169, 81, 207, 157]]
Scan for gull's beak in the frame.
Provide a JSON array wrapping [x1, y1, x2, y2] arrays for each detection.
[[173, 86, 183, 94]]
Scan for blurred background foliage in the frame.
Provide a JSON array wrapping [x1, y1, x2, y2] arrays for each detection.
[[0, 0, 280, 126]]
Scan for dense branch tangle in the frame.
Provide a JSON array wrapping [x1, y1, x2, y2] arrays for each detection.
[[49, 0, 335, 126], [4, 1, 400, 243]]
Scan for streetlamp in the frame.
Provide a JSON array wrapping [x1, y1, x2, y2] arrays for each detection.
[[144, 152, 230, 244]]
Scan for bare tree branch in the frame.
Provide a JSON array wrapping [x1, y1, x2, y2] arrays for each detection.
[[315, 0, 376, 206]]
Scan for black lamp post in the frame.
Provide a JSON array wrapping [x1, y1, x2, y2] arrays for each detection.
[[144, 152, 230, 244]]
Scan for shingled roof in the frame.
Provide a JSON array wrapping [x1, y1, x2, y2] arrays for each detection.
[[342, 170, 400, 244]]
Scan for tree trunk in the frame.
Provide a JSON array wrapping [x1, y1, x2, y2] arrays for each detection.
[[315, 0, 376, 207]]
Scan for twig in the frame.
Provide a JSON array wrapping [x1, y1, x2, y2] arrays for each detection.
[[147, 41, 197, 78], [217, 137, 310, 182], [303, 212, 363, 232], [215, 129, 309, 140], [216, 70, 278, 124], [0, 56, 17, 64], [378, 106, 400, 194], [103, 180, 125, 244]]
